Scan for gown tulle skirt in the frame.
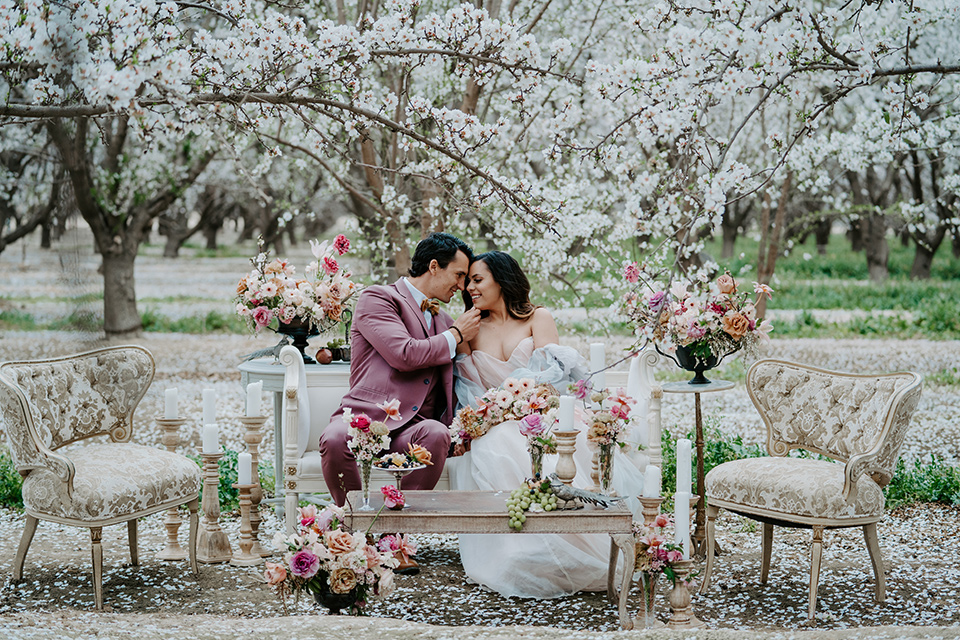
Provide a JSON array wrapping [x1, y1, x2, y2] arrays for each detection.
[[447, 337, 645, 598]]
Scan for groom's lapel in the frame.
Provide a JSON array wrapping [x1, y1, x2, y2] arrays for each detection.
[[393, 278, 430, 338]]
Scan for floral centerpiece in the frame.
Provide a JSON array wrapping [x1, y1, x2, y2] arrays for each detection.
[[375, 443, 435, 470], [264, 504, 398, 615], [632, 513, 689, 626], [345, 399, 401, 509], [449, 377, 560, 477], [578, 383, 635, 494], [621, 267, 774, 383], [235, 235, 358, 361]]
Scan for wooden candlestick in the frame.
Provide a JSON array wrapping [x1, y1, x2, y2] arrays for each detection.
[[239, 415, 269, 557], [156, 418, 188, 561], [666, 559, 703, 629], [197, 451, 232, 563], [230, 483, 262, 566], [638, 496, 666, 527], [553, 429, 579, 487]]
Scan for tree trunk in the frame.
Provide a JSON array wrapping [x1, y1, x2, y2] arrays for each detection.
[[101, 248, 142, 336], [40, 219, 52, 248], [814, 218, 831, 255], [910, 226, 946, 280], [862, 214, 889, 282], [203, 224, 218, 250]]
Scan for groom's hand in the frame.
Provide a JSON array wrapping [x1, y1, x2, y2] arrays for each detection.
[[453, 307, 481, 343]]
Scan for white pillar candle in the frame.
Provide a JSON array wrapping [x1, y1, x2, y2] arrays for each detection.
[[163, 388, 178, 420], [589, 343, 606, 390], [642, 465, 661, 498], [201, 423, 219, 454], [558, 395, 575, 430], [202, 389, 216, 426], [677, 438, 692, 493], [245, 381, 262, 417], [238, 452, 253, 485], [626, 353, 642, 401], [675, 490, 691, 560]]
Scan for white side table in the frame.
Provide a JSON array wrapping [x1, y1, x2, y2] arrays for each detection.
[[661, 378, 734, 557], [239, 359, 350, 513]]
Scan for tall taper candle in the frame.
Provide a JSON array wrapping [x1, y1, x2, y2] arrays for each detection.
[[164, 388, 178, 420], [202, 389, 216, 426], [558, 395, 575, 430], [677, 438, 692, 493], [237, 452, 252, 485], [589, 343, 606, 390], [202, 424, 219, 454], [675, 490, 691, 560], [245, 381, 262, 418], [626, 353, 642, 401], [643, 465, 662, 498]]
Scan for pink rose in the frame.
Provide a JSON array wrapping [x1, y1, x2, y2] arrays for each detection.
[[716, 273, 737, 295], [323, 256, 339, 275], [333, 234, 350, 255], [288, 550, 320, 578], [518, 413, 545, 437], [264, 561, 287, 586], [251, 306, 273, 329], [722, 312, 750, 339], [654, 513, 670, 528]]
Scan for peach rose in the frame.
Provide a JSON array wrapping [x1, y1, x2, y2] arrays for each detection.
[[325, 529, 357, 555], [716, 273, 737, 295], [329, 567, 358, 594], [407, 443, 434, 466], [263, 561, 287, 586], [722, 313, 750, 339]]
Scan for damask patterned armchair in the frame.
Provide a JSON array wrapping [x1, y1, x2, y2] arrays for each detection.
[[0, 345, 202, 609], [699, 359, 922, 619]]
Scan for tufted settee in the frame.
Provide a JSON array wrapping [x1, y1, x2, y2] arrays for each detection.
[[0, 345, 202, 609], [699, 358, 922, 619]]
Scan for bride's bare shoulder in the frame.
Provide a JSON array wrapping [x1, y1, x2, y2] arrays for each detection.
[[530, 307, 559, 348]]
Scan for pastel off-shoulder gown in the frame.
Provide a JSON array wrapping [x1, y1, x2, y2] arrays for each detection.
[[446, 337, 644, 598]]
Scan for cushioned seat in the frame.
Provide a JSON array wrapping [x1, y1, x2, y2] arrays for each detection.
[[23, 443, 201, 524], [706, 457, 884, 523], [0, 346, 201, 610], [699, 359, 922, 620]]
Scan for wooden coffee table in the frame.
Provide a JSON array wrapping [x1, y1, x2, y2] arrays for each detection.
[[346, 490, 637, 630]]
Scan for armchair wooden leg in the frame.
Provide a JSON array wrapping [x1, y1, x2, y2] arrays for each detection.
[[808, 525, 824, 620], [91, 527, 104, 611], [760, 522, 773, 584], [13, 515, 38, 582], [698, 504, 720, 595], [187, 498, 200, 576], [863, 522, 885, 603], [127, 520, 139, 566]]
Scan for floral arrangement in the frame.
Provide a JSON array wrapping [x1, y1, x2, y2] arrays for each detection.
[[344, 399, 402, 463], [575, 383, 634, 447], [380, 486, 405, 510], [621, 267, 774, 359], [633, 514, 694, 587], [263, 504, 397, 615], [375, 443, 434, 470], [235, 235, 357, 334], [449, 377, 560, 446]]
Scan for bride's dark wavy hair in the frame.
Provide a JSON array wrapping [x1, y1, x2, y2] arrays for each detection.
[[462, 251, 537, 320]]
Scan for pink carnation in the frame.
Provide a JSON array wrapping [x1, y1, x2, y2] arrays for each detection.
[[323, 256, 339, 275], [333, 234, 350, 255], [381, 485, 405, 510]]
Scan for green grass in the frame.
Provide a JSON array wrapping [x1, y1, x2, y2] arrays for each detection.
[[0, 450, 23, 510], [0, 309, 38, 331], [885, 456, 960, 509], [140, 308, 247, 334]]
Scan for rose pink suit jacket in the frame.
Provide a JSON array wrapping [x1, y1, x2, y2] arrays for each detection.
[[319, 279, 454, 503]]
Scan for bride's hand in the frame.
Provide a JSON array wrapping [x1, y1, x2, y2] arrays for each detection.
[[451, 442, 470, 456]]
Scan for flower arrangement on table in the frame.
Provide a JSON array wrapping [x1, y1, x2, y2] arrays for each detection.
[[449, 377, 560, 477], [620, 266, 774, 361], [345, 399, 401, 509], [263, 504, 397, 615], [235, 234, 357, 334]]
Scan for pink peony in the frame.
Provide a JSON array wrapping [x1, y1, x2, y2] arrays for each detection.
[[518, 413, 546, 437], [323, 256, 339, 275], [333, 234, 350, 255], [288, 550, 320, 578]]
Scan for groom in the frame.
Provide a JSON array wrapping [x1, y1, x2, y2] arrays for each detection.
[[319, 232, 481, 507]]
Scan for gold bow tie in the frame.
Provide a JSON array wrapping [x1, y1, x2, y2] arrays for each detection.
[[420, 299, 440, 316]]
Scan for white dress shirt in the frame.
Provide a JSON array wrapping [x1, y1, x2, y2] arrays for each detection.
[[402, 278, 457, 358]]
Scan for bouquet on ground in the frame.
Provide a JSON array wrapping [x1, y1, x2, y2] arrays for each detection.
[[621, 266, 774, 359], [235, 234, 357, 334], [264, 504, 398, 615], [633, 513, 694, 587], [449, 377, 560, 448]]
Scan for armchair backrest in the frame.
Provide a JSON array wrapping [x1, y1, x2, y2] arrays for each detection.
[[0, 345, 154, 472], [746, 359, 922, 478]]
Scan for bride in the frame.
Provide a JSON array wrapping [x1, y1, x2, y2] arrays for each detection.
[[446, 251, 644, 598]]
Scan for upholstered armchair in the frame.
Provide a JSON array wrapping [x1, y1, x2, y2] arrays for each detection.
[[699, 359, 922, 619], [0, 345, 202, 609]]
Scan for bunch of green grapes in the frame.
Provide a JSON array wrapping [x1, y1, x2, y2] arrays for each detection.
[[506, 479, 559, 531]]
